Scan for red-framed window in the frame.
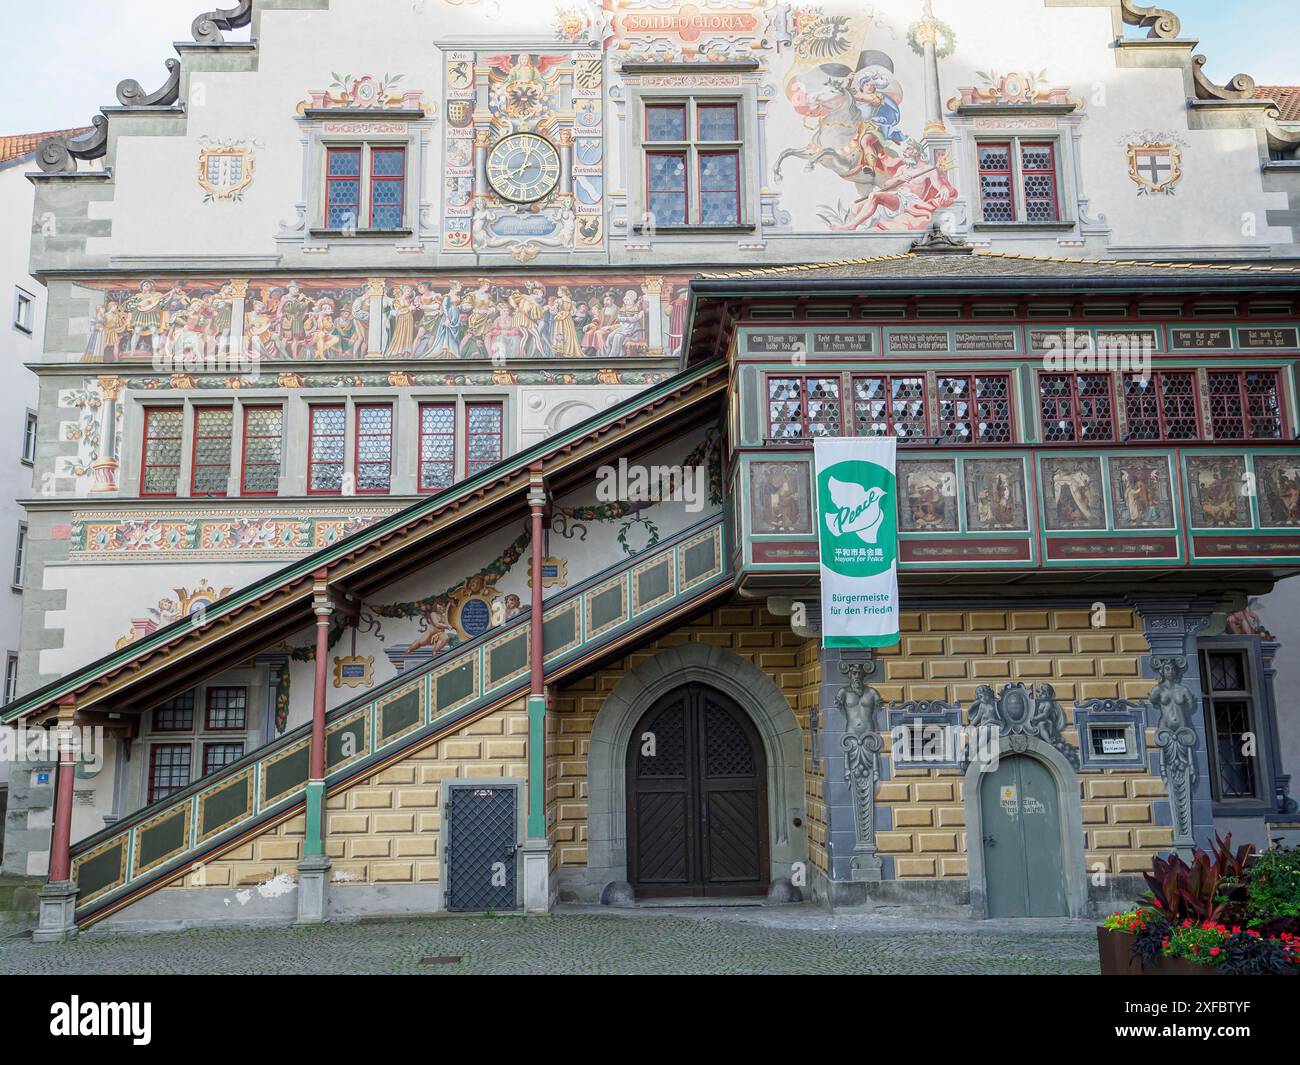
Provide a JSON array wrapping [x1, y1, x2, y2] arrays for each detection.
[[152, 692, 195, 733], [190, 406, 232, 496], [767, 376, 842, 439], [977, 141, 1060, 223], [977, 143, 1016, 223], [643, 99, 741, 226], [1123, 372, 1199, 441], [204, 686, 247, 731], [937, 374, 1014, 444], [1206, 370, 1284, 440], [1019, 142, 1059, 223], [418, 402, 456, 493], [203, 742, 245, 776], [148, 744, 191, 804], [140, 406, 184, 497], [307, 404, 346, 494], [325, 147, 362, 230], [852, 375, 927, 440], [240, 406, 283, 496], [1039, 373, 1116, 443], [465, 402, 504, 478], [368, 147, 406, 230], [355, 404, 393, 493]]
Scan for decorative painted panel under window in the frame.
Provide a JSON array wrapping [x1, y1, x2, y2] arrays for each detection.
[[240, 407, 283, 496], [1123, 372, 1198, 440], [1039, 373, 1115, 443], [368, 147, 406, 230], [205, 686, 247, 731], [937, 375, 1013, 444], [152, 692, 195, 732], [767, 376, 841, 439], [852, 375, 927, 440], [418, 402, 455, 492], [326, 147, 362, 229], [355, 404, 393, 492], [191, 407, 232, 496], [308, 404, 346, 494], [1206, 370, 1284, 441], [148, 744, 191, 804], [204, 742, 245, 776], [642, 98, 742, 227], [466, 402, 504, 477], [140, 407, 184, 497], [1199, 648, 1262, 802]]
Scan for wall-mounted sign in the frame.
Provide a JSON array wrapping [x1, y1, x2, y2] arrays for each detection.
[[745, 331, 804, 354], [815, 437, 899, 649], [1239, 327, 1299, 350], [812, 331, 872, 354], [887, 331, 949, 353], [955, 330, 1017, 352], [1170, 328, 1232, 350], [333, 655, 374, 688]]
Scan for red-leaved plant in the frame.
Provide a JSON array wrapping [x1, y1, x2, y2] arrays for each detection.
[[1143, 833, 1255, 923]]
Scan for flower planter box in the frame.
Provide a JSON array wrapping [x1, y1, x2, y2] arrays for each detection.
[[1097, 927, 1217, 975]]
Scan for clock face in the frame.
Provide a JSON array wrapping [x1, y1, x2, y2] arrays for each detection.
[[486, 133, 561, 204]]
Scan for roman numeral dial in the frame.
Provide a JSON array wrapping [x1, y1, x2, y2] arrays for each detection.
[[485, 132, 562, 204]]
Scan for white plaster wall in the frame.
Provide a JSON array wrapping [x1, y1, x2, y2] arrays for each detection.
[[0, 156, 43, 794]]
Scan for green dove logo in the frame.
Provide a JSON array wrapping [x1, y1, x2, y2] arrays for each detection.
[[825, 477, 887, 543]]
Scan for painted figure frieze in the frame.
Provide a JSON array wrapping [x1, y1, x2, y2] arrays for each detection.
[[70, 275, 691, 363], [963, 457, 1027, 533], [1041, 456, 1105, 532], [1253, 455, 1300, 528], [1108, 455, 1175, 530], [898, 458, 957, 533], [1186, 454, 1252, 528]]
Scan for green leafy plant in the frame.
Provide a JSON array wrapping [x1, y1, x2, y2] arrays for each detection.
[[1246, 846, 1300, 920]]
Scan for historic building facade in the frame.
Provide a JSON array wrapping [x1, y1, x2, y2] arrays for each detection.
[[4, 0, 1300, 936]]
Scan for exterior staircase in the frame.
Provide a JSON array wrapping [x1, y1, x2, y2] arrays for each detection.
[[66, 514, 729, 928]]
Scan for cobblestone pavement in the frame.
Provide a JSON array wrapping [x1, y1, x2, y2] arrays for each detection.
[[0, 906, 1099, 975]]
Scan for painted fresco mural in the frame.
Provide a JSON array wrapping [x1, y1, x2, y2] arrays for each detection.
[[69, 276, 691, 362], [441, 48, 604, 257]]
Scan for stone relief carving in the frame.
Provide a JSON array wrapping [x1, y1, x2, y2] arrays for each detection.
[[966, 682, 1080, 769], [192, 0, 253, 44], [36, 116, 108, 174], [836, 659, 883, 881], [1149, 655, 1199, 851], [116, 59, 181, 107], [1119, 1, 1181, 39], [1191, 54, 1256, 102]]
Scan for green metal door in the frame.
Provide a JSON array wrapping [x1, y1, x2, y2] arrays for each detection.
[[979, 755, 1068, 917]]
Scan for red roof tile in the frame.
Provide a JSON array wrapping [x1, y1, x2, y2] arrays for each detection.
[[1254, 86, 1300, 122], [0, 126, 96, 166]]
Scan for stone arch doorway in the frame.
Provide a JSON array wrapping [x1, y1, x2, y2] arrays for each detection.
[[625, 683, 769, 897], [964, 737, 1088, 919], [580, 643, 806, 901]]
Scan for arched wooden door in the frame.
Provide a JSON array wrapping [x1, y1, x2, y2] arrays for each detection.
[[626, 684, 769, 897]]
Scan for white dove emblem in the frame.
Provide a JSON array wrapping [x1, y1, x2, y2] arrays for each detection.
[[825, 477, 887, 544]]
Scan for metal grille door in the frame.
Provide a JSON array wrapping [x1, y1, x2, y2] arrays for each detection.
[[445, 785, 517, 911]]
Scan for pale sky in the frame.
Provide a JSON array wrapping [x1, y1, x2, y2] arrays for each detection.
[[1, 0, 1295, 136]]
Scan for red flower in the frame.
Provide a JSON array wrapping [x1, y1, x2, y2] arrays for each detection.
[[1210, 948, 1221, 957]]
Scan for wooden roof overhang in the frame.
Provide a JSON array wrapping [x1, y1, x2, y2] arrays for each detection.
[[4, 360, 728, 727], [681, 254, 1300, 368]]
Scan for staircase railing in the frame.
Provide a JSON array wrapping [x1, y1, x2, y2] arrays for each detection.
[[68, 514, 728, 921]]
